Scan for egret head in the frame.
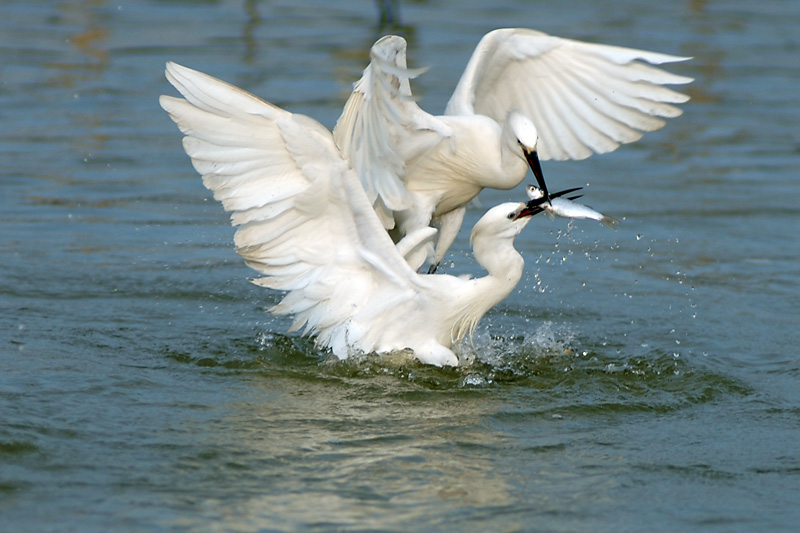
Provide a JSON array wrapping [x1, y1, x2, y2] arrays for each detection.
[[471, 202, 536, 245], [507, 110, 539, 152], [507, 110, 550, 204]]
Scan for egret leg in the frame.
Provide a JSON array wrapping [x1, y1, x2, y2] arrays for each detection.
[[428, 206, 466, 273]]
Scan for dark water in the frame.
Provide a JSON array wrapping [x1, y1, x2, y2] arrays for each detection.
[[2, 0, 799, 531]]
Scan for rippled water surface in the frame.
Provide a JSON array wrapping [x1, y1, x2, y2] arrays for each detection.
[[2, 0, 799, 531]]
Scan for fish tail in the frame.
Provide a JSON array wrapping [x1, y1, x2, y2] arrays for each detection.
[[601, 215, 620, 229]]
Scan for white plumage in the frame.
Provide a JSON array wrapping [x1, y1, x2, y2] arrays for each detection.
[[160, 62, 543, 367], [334, 28, 692, 268]]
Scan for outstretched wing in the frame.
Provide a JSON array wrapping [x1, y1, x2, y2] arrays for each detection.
[[333, 35, 449, 229], [160, 62, 425, 353], [446, 28, 693, 161]]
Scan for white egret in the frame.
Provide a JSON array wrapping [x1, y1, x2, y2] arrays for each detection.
[[334, 28, 692, 270], [160, 62, 551, 367], [526, 185, 619, 229]]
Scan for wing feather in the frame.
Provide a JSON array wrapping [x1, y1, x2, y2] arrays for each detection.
[[446, 28, 692, 161], [333, 35, 449, 228], [160, 62, 425, 355]]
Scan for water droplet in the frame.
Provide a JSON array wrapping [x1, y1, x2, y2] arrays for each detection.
[[461, 374, 486, 387]]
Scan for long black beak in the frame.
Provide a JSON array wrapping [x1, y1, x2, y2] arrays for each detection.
[[519, 186, 583, 217], [523, 147, 550, 204]]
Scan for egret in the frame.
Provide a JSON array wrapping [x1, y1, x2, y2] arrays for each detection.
[[160, 62, 555, 366], [334, 28, 692, 270]]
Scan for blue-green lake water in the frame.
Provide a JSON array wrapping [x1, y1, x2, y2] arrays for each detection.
[[2, 0, 799, 531]]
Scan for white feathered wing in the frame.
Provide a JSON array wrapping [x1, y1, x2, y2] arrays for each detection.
[[160, 62, 445, 360], [446, 28, 693, 161], [333, 35, 451, 230]]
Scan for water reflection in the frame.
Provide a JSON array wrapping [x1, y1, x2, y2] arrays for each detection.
[[163, 369, 517, 530], [53, 0, 110, 85], [242, 0, 261, 64], [230, 0, 420, 104]]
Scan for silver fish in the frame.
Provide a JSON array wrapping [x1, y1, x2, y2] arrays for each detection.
[[526, 184, 546, 201], [526, 185, 619, 229]]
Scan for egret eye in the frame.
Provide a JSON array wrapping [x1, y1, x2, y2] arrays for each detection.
[[507, 211, 516, 220]]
